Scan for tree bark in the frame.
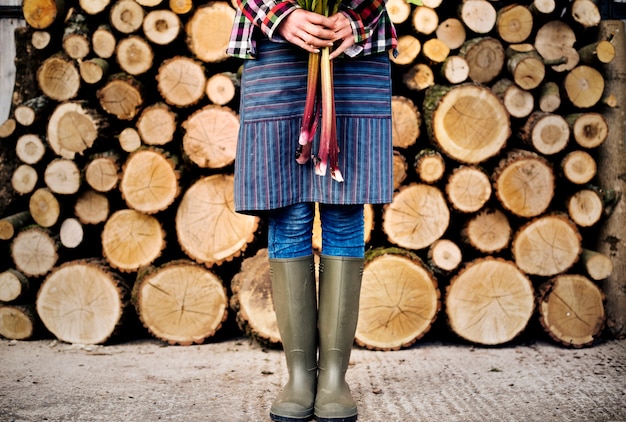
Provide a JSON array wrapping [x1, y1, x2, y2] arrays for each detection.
[[596, 20, 626, 338]]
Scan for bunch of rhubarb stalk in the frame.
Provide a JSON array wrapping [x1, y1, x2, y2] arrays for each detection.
[[295, 0, 344, 182]]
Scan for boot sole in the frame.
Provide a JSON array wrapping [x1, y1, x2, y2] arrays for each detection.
[[314, 416, 357, 422], [270, 412, 314, 422]]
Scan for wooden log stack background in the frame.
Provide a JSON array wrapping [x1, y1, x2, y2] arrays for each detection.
[[0, 0, 624, 350]]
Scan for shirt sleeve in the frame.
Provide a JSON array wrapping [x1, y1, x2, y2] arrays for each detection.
[[339, 0, 387, 44], [236, 0, 299, 41]]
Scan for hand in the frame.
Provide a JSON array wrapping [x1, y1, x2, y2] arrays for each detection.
[[277, 9, 336, 54], [326, 12, 356, 59]]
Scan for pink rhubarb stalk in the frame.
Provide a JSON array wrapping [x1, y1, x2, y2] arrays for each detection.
[[295, 0, 343, 182], [295, 52, 320, 164], [315, 46, 343, 182], [298, 52, 320, 148]]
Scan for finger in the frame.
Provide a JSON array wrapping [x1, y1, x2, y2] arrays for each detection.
[[329, 38, 353, 60], [303, 24, 336, 45]]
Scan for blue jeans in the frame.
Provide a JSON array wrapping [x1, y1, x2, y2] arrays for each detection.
[[267, 203, 364, 259]]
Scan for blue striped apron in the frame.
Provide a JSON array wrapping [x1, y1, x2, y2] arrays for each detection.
[[234, 39, 393, 214]]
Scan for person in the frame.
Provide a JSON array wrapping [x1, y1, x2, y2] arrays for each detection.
[[227, 1, 397, 420]]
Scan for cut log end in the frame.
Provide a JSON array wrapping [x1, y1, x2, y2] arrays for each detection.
[[446, 258, 535, 345], [0, 305, 38, 340], [425, 84, 510, 164], [102, 209, 166, 272], [539, 274, 605, 347], [513, 213, 582, 276], [356, 250, 440, 350], [230, 249, 281, 347], [383, 184, 450, 250], [134, 261, 228, 345], [175, 175, 259, 267], [37, 260, 129, 345]]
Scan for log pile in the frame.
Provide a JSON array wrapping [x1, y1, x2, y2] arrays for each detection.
[[0, 0, 624, 348]]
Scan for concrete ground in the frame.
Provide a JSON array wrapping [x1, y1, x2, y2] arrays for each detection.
[[0, 334, 625, 422]]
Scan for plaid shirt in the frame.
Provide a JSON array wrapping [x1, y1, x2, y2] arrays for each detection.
[[226, 0, 398, 59]]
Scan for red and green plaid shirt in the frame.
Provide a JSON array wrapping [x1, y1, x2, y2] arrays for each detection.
[[226, 0, 398, 59]]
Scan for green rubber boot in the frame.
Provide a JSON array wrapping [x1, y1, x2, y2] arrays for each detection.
[[314, 255, 363, 422], [269, 256, 318, 422]]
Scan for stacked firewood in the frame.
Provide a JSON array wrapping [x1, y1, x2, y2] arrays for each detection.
[[0, 0, 623, 349]]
